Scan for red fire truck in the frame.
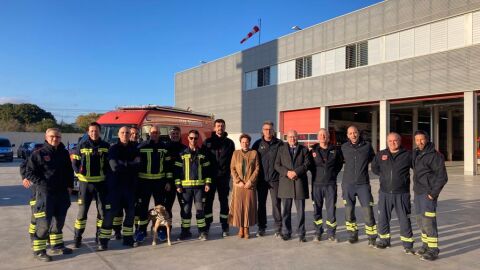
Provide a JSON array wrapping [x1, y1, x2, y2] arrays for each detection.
[[96, 105, 214, 145]]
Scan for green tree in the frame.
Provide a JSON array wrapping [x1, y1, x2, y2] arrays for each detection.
[[26, 119, 58, 132], [0, 119, 24, 131], [58, 121, 82, 133], [0, 103, 56, 125], [75, 113, 103, 131]]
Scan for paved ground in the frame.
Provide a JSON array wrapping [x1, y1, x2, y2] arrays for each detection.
[[0, 159, 478, 270]]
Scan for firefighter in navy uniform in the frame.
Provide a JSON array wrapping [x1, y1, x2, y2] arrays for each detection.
[[134, 125, 173, 244], [72, 122, 110, 248], [175, 130, 211, 241], [98, 127, 140, 250], [203, 119, 235, 237], [309, 128, 343, 242], [412, 130, 448, 261], [371, 132, 415, 254], [26, 128, 74, 262], [111, 126, 141, 240], [341, 125, 377, 247]]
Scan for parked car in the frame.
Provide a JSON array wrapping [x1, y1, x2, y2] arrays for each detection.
[[17, 142, 33, 159], [24, 142, 44, 159], [0, 137, 15, 162]]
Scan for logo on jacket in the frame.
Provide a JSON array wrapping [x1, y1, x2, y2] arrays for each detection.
[[43, 155, 51, 162], [312, 152, 317, 158], [381, 155, 388, 161]]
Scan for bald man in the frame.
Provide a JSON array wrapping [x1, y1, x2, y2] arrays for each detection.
[[371, 132, 414, 254], [275, 130, 311, 242], [341, 125, 376, 247]]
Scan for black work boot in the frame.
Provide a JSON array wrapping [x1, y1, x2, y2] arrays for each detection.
[[368, 238, 376, 248], [51, 246, 73, 255], [177, 229, 192, 240], [114, 229, 122, 240], [96, 238, 109, 252], [348, 232, 358, 244], [33, 251, 52, 262], [421, 250, 439, 261], [73, 237, 82, 248], [375, 240, 390, 249], [122, 236, 134, 247], [416, 244, 428, 256]]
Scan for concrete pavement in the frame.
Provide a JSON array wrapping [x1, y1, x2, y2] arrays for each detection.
[[0, 159, 478, 270]]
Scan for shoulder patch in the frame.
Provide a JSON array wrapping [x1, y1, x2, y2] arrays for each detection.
[[43, 155, 51, 162], [381, 154, 388, 161]]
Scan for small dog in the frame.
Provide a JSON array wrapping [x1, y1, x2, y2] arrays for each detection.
[[148, 204, 172, 246]]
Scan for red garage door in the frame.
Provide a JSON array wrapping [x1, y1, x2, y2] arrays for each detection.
[[280, 108, 320, 147]]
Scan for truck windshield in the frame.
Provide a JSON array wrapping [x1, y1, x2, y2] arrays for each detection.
[[101, 125, 124, 144]]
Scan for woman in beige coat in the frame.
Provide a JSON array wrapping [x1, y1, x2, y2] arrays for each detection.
[[229, 133, 260, 239]]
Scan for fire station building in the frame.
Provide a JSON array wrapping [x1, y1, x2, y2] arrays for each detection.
[[175, 0, 480, 175]]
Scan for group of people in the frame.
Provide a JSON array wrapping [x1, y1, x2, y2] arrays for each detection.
[[20, 119, 448, 263]]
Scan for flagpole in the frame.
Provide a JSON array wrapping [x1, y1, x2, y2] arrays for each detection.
[[258, 18, 261, 45]]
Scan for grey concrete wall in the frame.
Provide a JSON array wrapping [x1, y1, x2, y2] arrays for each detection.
[[0, 132, 83, 156], [175, 0, 480, 133]]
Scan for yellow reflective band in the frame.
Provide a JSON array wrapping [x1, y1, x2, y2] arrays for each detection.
[[96, 219, 103, 227], [123, 231, 134, 236], [183, 154, 190, 181], [34, 212, 46, 218], [174, 162, 183, 167], [205, 213, 213, 218], [123, 226, 133, 231], [49, 239, 64, 245], [113, 216, 123, 221], [205, 177, 212, 184], [425, 212, 436, 217], [181, 179, 206, 187], [379, 233, 390, 239], [138, 172, 166, 180], [427, 237, 438, 243], [343, 200, 347, 205], [99, 148, 108, 153], [166, 172, 173, 179], [365, 225, 377, 235], [80, 148, 93, 154], [326, 221, 337, 227], [220, 214, 229, 219], [32, 240, 47, 251], [105, 204, 111, 210], [314, 219, 323, 225], [140, 148, 154, 153], [29, 224, 36, 234], [345, 222, 358, 231], [369, 202, 374, 206], [401, 236, 414, 242], [72, 154, 81, 160], [181, 219, 191, 228], [77, 198, 83, 204], [49, 234, 63, 240], [428, 242, 438, 248], [197, 218, 206, 227], [175, 179, 181, 185], [29, 200, 36, 206], [74, 219, 87, 229], [203, 161, 211, 167], [138, 219, 149, 226], [77, 173, 105, 182], [198, 155, 203, 180]]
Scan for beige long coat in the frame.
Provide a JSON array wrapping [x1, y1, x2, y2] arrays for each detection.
[[228, 149, 260, 227]]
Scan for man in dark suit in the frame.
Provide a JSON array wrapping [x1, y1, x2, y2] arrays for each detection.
[[274, 130, 311, 242]]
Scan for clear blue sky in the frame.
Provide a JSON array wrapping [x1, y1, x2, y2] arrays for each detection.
[[0, 0, 382, 123]]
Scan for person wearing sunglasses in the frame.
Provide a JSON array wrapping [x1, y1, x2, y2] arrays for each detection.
[[175, 130, 211, 241]]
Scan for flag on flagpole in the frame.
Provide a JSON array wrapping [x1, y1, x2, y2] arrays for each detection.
[[240, 25, 260, 44]]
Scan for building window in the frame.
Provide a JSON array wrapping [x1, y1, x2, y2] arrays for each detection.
[[295, 56, 312, 79], [346, 41, 368, 69], [257, 67, 270, 87]]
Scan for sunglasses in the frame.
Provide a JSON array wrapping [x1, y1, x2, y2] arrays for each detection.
[[188, 137, 199, 140]]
